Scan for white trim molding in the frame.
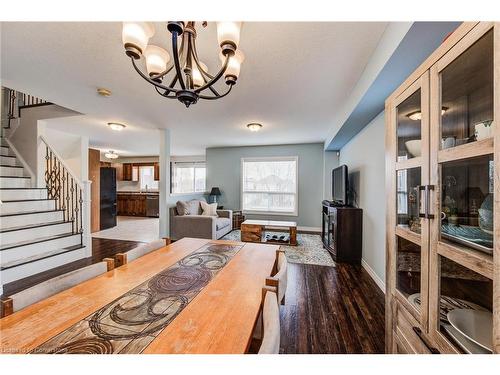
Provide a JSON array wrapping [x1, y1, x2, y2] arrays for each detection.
[[361, 258, 386, 293], [241, 155, 299, 216]]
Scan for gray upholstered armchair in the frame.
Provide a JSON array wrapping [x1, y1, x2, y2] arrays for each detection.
[[170, 199, 233, 240]]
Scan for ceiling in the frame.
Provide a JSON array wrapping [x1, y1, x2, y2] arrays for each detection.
[[1, 22, 388, 156]]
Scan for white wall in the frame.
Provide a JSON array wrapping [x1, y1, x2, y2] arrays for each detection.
[[323, 151, 340, 200], [339, 111, 386, 291], [41, 125, 89, 182]]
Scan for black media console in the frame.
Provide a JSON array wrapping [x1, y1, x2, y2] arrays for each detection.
[[321, 200, 363, 264]]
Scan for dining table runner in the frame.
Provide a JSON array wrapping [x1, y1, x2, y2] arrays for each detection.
[[31, 242, 243, 354]]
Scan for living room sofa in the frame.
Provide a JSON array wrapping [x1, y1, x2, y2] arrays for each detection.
[[170, 198, 233, 240]]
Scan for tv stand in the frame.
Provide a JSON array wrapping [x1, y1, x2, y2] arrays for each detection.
[[321, 201, 362, 264]]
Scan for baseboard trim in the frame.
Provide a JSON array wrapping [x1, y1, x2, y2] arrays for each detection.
[[361, 258, 385, 293]]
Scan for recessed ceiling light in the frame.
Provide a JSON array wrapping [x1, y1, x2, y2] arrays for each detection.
[[104, 150, 119, 159], [107, 122, 126, 131], [247, 123, 262, 132], [407, 107, 448, 121], [97, 88, 112, 97]]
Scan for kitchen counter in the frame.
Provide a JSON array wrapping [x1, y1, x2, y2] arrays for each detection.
[[117, 191, 159, 195]]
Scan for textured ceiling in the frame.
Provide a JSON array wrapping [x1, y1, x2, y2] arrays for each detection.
[[1, 22, 387, 156]]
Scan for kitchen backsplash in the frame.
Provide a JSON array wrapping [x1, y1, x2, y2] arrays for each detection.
[[117, 181, 158, 192]]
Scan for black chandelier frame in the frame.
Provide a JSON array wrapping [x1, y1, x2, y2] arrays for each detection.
[[125, 21, 238, 107]]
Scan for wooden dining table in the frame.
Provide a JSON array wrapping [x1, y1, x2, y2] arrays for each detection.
[[0, 238, 279, 354]]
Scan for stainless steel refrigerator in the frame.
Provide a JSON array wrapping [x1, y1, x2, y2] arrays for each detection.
[[100, 167, 117, 230]]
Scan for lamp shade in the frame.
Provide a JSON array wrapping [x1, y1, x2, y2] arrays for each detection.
[[210, 187, 222, 196], [122, 22, 155, 58], [216, 22, 242, 48], [192, 62, 208, 87], [220, 50, 244, 80], [144, 45, 171, 76]]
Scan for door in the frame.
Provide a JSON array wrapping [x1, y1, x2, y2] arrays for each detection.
[[386, 71, 431, 349], [428, 22, 497, 354]]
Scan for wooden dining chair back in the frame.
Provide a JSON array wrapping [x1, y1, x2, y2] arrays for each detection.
[[0, 260, 113, 318], [115, 238, 171, 267], [266, 250, 287, 305], [258, 287, 281, 354]]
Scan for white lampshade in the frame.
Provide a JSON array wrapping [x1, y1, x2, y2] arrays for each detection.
[[104, 151, 119, 159], [220, 50, 245, 79], [122, 22, 155, 55], [192, 62, 208, 87], [216, 22, 242, 48], [144, 45, 170, 76]]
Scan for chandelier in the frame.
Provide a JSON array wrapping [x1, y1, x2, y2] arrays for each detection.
[[122, 21, 244, 108]]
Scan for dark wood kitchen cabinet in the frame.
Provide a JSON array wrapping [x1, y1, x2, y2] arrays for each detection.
[[154, 162, 159, 181], [122, 164, 133, 181], [117, 194, 147, 216]]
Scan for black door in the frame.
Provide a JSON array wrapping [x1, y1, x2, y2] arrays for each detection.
[[100, 167, 117, 230]]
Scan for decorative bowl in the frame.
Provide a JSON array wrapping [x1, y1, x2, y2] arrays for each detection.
[[474, 120, 494, 141], [405, 139, 421, 157]]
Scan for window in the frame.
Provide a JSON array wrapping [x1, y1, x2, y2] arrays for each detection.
[[241, 156, 298, 215], [139, 166, 158, 191], [171, 162, 206, 194]]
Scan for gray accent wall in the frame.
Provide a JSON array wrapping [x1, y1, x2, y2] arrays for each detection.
[[206, 143, 325, 229], [339, 112, 386, 290]]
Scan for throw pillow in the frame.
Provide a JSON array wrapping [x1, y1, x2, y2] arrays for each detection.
[[201, 201, 218, 216], [176, 201, 189, 216], [187, 200, 202, 215]]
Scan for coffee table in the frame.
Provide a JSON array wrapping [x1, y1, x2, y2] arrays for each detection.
[[241, 219, 297, 246]]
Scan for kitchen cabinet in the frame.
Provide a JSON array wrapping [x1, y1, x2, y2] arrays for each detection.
[[116, 193, 159, 217], [154, 162, 159, 181]]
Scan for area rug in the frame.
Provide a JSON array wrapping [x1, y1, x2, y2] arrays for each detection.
[[221, 230, 335, 267]]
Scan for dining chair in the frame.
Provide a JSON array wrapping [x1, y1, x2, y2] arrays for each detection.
[[0, 259, 114, 318], [258, 286, 281, 354], [115, 237, 171, 267], [266, 249, 287, 305]]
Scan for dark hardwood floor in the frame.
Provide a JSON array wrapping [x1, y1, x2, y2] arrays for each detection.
[[279, 262, 385, 354], [2, 236, 386, 354], [1, 237, 142, 297]]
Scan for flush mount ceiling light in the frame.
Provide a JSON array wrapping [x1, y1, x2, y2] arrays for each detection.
[[122, 21, 244, 108], [97, 88, 112, 97], [104, 150, 119, 159], [107, 122, 126, 131], [247, 123, 262, 132], [407, 107, 448, 121]]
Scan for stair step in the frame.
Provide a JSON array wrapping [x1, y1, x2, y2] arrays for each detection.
[[0, 165, 26, 177], [0, 231, 81, 253], [0, 188, 47, 201], [0, 244, 86, 284], [0, 146, 10, 156], [0, 155, 19, 167], [0, 176, 30, 188], [0, 209, 64, 230], [0, 199, 55, 215], [0, 221, 73, 247]]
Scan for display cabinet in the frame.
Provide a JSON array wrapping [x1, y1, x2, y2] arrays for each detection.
[[386, 22, 499, 354]]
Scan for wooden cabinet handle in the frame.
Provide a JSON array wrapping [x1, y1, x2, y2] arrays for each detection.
[[412, 326, 440, 354]]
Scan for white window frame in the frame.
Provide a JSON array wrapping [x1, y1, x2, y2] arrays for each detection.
[[138, 165, 158, 191], [171, 161, 207, 195], [240, 156, 299, 216]]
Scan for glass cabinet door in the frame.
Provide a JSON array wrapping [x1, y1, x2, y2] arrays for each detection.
[[428, 23, 495, 354], [390, 71, 430, 327]]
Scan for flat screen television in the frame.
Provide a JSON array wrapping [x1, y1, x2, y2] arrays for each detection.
[[332, 165, 348, 206]]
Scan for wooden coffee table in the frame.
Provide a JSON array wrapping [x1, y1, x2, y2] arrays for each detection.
[[241, 219, 297, 246]]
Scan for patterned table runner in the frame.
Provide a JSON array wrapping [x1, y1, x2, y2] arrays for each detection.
[[31, 242, 242, 354]]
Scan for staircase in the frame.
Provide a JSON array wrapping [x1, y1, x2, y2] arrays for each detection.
[[0, 89, 88, 290]]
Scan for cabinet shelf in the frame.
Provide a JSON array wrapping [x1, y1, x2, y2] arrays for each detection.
[[395, 157, 423, 171], [395, 225, 422, 246], [438, 137, 493, 163], [436, 240, 493, 280]]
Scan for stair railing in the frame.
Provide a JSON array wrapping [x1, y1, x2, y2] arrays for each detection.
[[3, 87, 49, 129], [39, 135, 86, 242]]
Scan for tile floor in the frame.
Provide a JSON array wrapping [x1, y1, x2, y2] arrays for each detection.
[[92, 216, 160, 242]]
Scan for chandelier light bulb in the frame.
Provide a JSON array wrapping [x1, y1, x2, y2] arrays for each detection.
[[220, 49, 244, 84], [122, 22, 155, 59], [192, 62, 208, 87], [104, 151, 119, 159], [144, 45, 171, 76], [216, 22, 242, 52]]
